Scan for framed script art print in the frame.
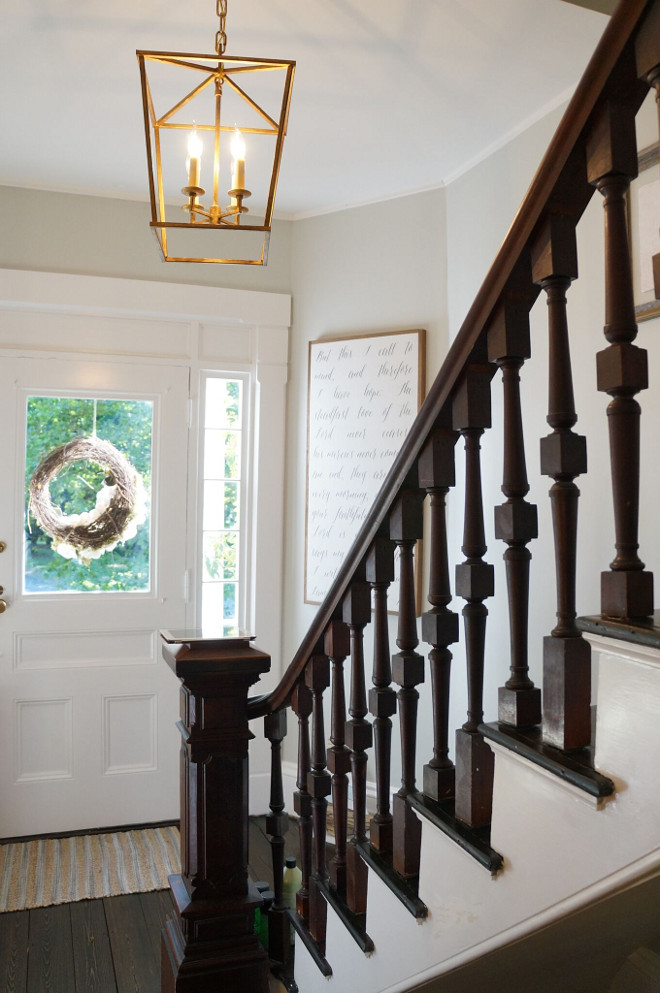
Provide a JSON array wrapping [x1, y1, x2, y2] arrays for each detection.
[[304, 328, 426, 606], [630, 142, 660, 322]]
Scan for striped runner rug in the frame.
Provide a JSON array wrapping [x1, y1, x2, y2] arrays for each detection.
[[0, 826, 180, 913]]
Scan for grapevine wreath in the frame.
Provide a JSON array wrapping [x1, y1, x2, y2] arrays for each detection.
[[28, 437, 147, 565]]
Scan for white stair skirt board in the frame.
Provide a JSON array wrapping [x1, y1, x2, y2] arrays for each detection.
[[293, 634, 660, 993]]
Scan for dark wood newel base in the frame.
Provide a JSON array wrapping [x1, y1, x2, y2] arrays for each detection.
[[162, 875, 268, 993], [160, 633, 272, 993]]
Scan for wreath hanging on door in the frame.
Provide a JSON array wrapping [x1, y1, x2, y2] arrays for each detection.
[[28, 437, 148, 565]]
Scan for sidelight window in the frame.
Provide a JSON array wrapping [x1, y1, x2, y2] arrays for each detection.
[[199, 375, 247, 631]]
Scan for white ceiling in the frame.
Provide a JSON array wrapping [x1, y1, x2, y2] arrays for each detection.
[[1, 0, 610, 218]]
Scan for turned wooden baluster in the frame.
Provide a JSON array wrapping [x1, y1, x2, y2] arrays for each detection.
[[586, 101, 654, 619], [453, 367, 496, 828], [418, 427, 460, 801], [390, 490, 425, 877], [635, 2, 660, 299], [306, 653, 331, 946], [532, 212, 591, 750], [366, 537, 397, 853], [488, 287, 542, 728], [325, 619, 351, 898], [343, 580, 372, 915], [291, 678, 313, 925], [264, 708, 290, 964]]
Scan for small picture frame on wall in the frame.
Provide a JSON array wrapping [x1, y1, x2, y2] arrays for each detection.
[[304, 328, 426, 609], [630, 141, 660, 323]]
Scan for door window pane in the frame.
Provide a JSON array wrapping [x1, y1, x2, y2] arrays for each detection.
[[24, 396, 153, 594]]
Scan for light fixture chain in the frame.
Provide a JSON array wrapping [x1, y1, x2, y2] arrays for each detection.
[[215, 0, 228, 55]]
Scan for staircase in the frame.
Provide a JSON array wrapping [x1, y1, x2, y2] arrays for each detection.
[[286, 625, 660, 993], [159, 2, 660, 991]]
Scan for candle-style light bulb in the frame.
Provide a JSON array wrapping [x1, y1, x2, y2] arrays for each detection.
[[231, 126, 246, 190], [186, 125, 203, 188]]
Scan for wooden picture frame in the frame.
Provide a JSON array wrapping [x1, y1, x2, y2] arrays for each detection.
[[630, 141, 660, 323], [304, 328, 426, 609]]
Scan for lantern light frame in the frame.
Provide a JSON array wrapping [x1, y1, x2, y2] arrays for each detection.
[[136, 44, 295, 265]]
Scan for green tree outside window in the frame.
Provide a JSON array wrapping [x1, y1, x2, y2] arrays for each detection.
[[24, 396, 153, 594]]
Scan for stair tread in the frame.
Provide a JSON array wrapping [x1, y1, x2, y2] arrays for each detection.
[[480, 722, 615, 798], [579, 612, 660, 651]]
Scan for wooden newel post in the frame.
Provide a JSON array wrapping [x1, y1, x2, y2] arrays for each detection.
[[160, 632, 271, 993]]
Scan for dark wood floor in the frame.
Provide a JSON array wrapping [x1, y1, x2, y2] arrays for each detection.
[[0, 817, 297, 993]]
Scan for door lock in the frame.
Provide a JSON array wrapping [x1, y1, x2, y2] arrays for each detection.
[[0, 542, 6, 553]]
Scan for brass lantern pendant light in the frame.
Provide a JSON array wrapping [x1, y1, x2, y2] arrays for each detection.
[[137, 1, 295, 265]]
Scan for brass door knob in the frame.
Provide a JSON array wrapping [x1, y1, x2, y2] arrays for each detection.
[[0, 600, 7, 613]]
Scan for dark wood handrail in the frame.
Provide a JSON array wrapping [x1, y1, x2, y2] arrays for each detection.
[[248, 0, 652, 720]]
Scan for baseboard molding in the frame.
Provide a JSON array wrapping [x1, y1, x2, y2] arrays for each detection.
[[0, 819, 180, 845]]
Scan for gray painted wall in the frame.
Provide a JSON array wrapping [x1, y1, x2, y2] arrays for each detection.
[[284, 189, 448, 707], [0, 186, 293, 295]]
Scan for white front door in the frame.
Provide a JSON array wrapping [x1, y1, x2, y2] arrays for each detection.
[[0, 356, 189, 838]]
